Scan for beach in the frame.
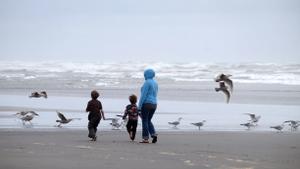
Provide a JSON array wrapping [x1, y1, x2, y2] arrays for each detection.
[[0, 62, 300, 169], [0, 130, 300, 169], [1, 0, 300, 167], [0, 89, 300, 169]]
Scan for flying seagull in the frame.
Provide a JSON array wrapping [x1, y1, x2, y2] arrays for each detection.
[[17, 111, 39, 125], [56, 111, 81, 127], [244, 113, 261, 124], [29, 91, 48, 98], [215, 74, 233, 92], [168, 117, 183, 128], [15, 111, 39, 117], [191, 120, 206, 130], [215, 81, 231, 103]]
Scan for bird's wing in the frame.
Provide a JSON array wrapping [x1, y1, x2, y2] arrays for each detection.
[[224, 79, 233, 92], [57, 111, 67, 121], [284, 120, 292, 123], [244, 113, 255, 119], [221, 89, 230, 103], [255, 115, 261, 120], [248, 114, 256, 121], [111, 118, 119, 123], [191, 122, 200, 126], [28, 111, 39, 116], [215, 74, 224, 82]]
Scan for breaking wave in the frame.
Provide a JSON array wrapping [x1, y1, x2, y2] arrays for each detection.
[[0, 61, 299, 89]]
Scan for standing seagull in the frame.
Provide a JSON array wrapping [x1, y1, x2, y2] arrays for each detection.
[[284, 120, 300, 131], [270, 124, 284, 132], [106, 117, 123, 130], [240, 122, 255, 130], [168, 117, 183, 128], [215, 82, 231, 103], [56, 111, 81, 127], [191, 120, 206, 130]]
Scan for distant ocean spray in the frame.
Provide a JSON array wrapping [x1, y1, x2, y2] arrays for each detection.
[[0, 61, 299, 90]]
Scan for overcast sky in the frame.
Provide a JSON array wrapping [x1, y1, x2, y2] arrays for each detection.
[[0, 0, 299, 63]]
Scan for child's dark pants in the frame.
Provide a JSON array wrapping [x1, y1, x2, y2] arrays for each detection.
[[126, 120, 138, 140], [88, 113, 101, 139]]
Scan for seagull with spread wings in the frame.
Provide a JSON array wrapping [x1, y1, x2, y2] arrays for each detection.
[[56, 111, 81, 127], [215, 74, 233, 92]]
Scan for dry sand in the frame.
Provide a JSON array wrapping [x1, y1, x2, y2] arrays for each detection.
[[0, 130, 299, 169]]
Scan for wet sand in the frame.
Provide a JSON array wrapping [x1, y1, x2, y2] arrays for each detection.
[[1, 81, 300, 105], [0, 130, 299, 169]]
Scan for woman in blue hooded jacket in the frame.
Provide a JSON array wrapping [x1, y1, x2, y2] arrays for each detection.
[[138, 68, 158, 143]]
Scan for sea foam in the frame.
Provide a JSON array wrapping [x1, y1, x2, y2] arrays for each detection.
[[0, 61, 299, 89]]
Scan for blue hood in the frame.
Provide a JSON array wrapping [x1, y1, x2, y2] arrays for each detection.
[[144, 69, 155, 80]]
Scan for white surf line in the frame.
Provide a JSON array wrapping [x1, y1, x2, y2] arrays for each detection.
[[225, 158, 258, 164], [159, 151, 184, 156], [183, 160, 195, 166]]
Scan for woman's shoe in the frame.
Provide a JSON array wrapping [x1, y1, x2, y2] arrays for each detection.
[[139, 139, 149, 143], [152, 135, 157, 143]]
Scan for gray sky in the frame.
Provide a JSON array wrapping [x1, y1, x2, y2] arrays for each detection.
[[0, 0, 299, 63]]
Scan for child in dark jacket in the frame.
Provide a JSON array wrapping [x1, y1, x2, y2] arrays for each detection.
[[123, 94, 139, 141], [86, 90, 105, 141]]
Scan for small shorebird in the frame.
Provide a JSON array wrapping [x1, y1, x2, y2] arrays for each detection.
[[29, 91, 48, 98], [215, 73, 233, 92], [244, 113, 261, 124], [168, 117, 183, 128], [270, 124, 284, 132], [106, 117, 124, 130], [240, 122, 255, 130], [284, 120, 300, 131], [191, 120, 206, 130], [215, 81, 231, 103], [56, 111, 81, 127]]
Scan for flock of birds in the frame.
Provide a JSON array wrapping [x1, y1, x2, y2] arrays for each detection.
[[16, 91, 128, 129], [168, 113, 300, 132], [167, 117, 206, 130], [14, 110, 81, 127], [13, 91, 81, 127]]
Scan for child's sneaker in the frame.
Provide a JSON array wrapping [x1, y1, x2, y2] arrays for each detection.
[[90, 136, 97, 141]]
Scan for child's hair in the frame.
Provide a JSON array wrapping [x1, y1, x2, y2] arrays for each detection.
[[129, 94, 137, 104], [91, 90, 99, 100]]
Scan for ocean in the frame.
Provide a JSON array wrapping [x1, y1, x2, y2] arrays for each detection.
[[0, 61, 300, 90]]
